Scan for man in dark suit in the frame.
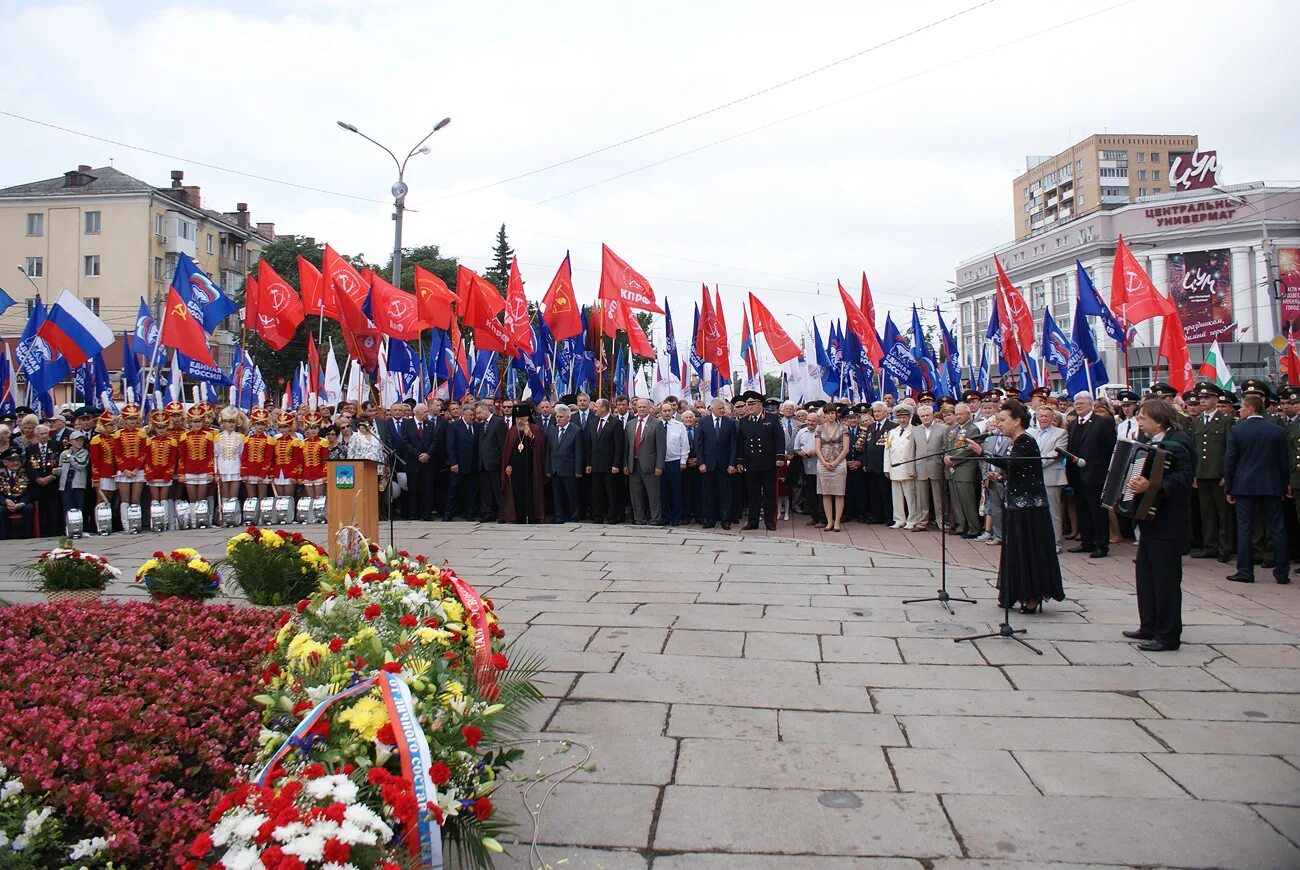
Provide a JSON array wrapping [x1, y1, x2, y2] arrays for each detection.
[[862, 400, 896, 524], [1125, 398, 1195, 651], [402, 403, 442, 521], [380, 403, 409, 519], [735, 390, 784, 531], [1225, 394, 1291, 584], [682, 410, 702, 524], [476, 401, 507, 522], [842, 407, 868, 522], [696, 397, 737, 529], [585, 398, 625, 524], [545, 406, 583, 522], [625, 398, 666, 524], [443, 401, 478, 521], [1065, 391, 1117, 558]]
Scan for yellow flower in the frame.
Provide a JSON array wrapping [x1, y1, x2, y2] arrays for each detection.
[[137, 558, 159, 577], [187, 559, 210, 574], [442, 600, 464, 623], [338, 694, 387, 741], [414, 627, 452, 645], [276, 620, 296, 646], [406, 657, 431, 679], [347, 627, 377, 648], [440, 680, 465, 700], [286, 632, 330, 667], [175, 547, 198, 558], [260, 530, 284, 548]]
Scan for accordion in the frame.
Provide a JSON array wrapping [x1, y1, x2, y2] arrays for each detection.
[[1101, 440, 1166, 520]]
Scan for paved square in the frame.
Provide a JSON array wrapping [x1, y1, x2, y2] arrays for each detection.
[[2, 521, 1298, 868]]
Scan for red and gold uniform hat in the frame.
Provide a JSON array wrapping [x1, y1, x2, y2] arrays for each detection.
[[121, 404, 141, 418], [165, 401, 184, 417], [250, 408, 270, 424], [304, 411, 323, 427], [149, 410, 168, 426], [186, 405, 207, 421]]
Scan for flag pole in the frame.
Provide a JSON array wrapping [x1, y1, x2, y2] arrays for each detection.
[[142, 289, 172, 402]]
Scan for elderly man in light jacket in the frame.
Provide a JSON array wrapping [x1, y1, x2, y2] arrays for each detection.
[[884, 404, 919, 530], [1031, 406, 1069, 552]]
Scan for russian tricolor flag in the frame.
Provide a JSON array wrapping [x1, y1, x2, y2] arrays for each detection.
[[37, 289, 114, 369]]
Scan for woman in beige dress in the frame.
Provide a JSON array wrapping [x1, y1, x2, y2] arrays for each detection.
[[816, 406, 851, 531]]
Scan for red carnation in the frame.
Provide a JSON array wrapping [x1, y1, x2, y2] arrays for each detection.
[[321, 838, 350, 863], [375, 722, 396, 745], [461, 725, 482, 749], [398, 550, 409, 558], [328, 637, 344, 653], [491, 653, 509, 671], [345, 586, 362, 599], [429, 761, 450, 786], [367, 767, 388, 785], [363, 604, 381, 620], [292, 700, 312, 715], [247, 525, 259, 534], [302, 762, 326, 779], [153, 550, 166, 559], [278, 612, 293, 627], [423, 617, 440, 628], [188, 832, 213, 858], [277, 529, 291, 538], [295, 599, 310, 614], [473, 797, 493, 820], [381, 661, 402, 674], [260, 845, 285, 866], [399, 614, 418, 628]]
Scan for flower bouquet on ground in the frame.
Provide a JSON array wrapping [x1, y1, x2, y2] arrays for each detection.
[[135, 548, 220, 599], [20, 542, 120, 602], [193, 549, 543, 869], [223, 526, 331, 606]]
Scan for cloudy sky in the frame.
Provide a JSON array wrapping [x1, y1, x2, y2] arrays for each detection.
[[2, 0, 1298, 358]]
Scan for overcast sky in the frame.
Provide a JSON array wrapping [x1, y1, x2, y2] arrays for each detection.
[[3, 0, 1298, 361]]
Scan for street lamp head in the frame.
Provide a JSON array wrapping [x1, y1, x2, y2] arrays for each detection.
[[433, 117, 451, 132], [337, 120, 359, 133]]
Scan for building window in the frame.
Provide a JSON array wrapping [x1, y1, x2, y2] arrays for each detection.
[[207, 233, 214, 254], [155, 214, 165, 237], [1138, 187, 1147, 197], [1150, 152, 1159, 162], [83, 255, 101, 277], [26, 213, 43, 236], [1075, 159, 1082, 171], [83, 297, 100, 315], [1152, 169, 1161, 181], [154, 257, 164, 280], [1100, 149, 1127, 161], [1153, 187, 1162, 194], [1136, 152, 1145, 162], [84, 211, 101, 234], [1052, 274, 1070, 319], [165, 253, 178, 279], [178, 220, 192, 241], [233, 243, 243, 264], [1031, 281, 1045, 311], [25, 256, 44, 278], [1077, 194, 1084, 206], [1138, 170, 1147, 180]]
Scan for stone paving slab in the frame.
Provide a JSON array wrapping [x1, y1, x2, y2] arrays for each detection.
[[2, 520, 1298, 868]]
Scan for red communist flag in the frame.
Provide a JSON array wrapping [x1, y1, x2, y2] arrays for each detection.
[[712, 288, 731, 375], [747, 292, 800, 363], [698, 285, 723, 371], [838, 281, 883, 367], [1159, 305, 1194, 392], [596, 296, 653, 358], [298, 255, 335, 319], [323, 245, 369, 310], [994, 256, 1034, 357], [504, 258, 534, 355], [1111, 235, 1176, 329], [541, 253, 582, 341], [860, 272, 877, 330], [335, 283, 382, 372], [1283, 340, 1300, 387], [370, 272, 423, 340], [307, 333, 322, 401], [161, 286, 216, 366], [414, 265, 455, 331], [598, 244, 663, 313], [252, 260, 305, 350], [455, 265, 506, 329]]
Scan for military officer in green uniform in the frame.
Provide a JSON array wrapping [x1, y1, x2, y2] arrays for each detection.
[[1187, 383, 1234, 562], [942, 403, 982, 538]]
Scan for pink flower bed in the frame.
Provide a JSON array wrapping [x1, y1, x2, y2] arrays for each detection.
[[0, 599, 280, 866]]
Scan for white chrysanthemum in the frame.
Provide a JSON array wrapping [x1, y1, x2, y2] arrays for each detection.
[[334, 819, 379, 846], [270, 821, 308, 842], [281, 828, 328, 862], [22, 807, 53, 838], [68, 836, 108, 859], [232, 810, 269, 842], [0, 778, 22, 800], [342, 803, 392, 839], [304, 774, 358, 805], [221, 843, 263, 870], [323, 863, 361, 870]]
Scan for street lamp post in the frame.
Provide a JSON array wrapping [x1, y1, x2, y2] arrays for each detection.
[[16, 265, 39, 294], [336, 118, 451, 287]]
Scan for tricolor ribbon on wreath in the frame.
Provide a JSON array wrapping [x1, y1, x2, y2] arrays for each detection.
[[255, 671, 444, 870]]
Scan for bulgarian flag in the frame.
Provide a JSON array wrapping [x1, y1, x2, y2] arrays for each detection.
[[1198, 340, 1235, 392]]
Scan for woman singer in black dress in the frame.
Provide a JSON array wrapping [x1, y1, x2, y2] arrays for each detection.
[[965, 398, 1065, 613]]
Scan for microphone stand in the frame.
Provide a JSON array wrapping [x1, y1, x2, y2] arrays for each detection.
[[892, 444, 977, 614], [373, 436, 405, 552], [951, 452, 1048, 655]]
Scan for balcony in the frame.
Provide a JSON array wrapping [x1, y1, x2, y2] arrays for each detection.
[[162, 212, 197, 257], [1101, 195, 1130, 205], [1060, 187, 1074, 199]]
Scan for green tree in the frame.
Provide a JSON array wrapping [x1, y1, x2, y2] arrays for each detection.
[[378, 243, 459, 293], [483, 224, 513, 292]]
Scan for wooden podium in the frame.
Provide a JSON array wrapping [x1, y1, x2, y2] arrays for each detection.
[[325, 458, 380, 561]]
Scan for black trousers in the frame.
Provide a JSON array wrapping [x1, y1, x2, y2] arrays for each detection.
[[699, 470, 732, 525], [1135, 532, 1183, 646], [745, 469, 777, 527], [1075, 481, 1108, 552], [589, 471, 619, 523], [683, 466, 701, 523], [478, 468, 502, 519], [844, 467, 868, 520], [802, 475, 825, 524], [408, 462, 435, 519], [552, 475, 579, 522], [1235, 494, 1288, 581], [444, 471, 478, 520], [0, 502, 34, 539], [1196, 478, 1232, 556], [729, 474, 746, 523], [865, 470, 892, 523]]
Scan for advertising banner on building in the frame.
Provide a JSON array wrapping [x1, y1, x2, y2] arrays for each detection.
[[1169, 149, 1219, 191], [1279, 248, 1300, 337], [1168, 249, 1234, 343]]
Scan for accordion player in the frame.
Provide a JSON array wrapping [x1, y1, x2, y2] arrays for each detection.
[[1101, 440, 1170, 520]]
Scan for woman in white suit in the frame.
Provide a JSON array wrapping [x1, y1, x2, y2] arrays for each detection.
[[884, 405, 918, 529], [1031, 407, 1069, 552]]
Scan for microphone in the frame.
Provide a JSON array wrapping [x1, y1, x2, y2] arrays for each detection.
[[1054, 447, 1086, 468]]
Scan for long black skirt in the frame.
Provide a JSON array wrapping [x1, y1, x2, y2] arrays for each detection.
[[998, 506, 1065, 607]]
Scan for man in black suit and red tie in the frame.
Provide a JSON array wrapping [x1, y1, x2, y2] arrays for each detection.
[[1224, 393, 1291, 584], [696, 397, 738, 529], [402, 403, 442, 521], [584, 398, 625, 524], [1065, 391, 1116, 558]]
